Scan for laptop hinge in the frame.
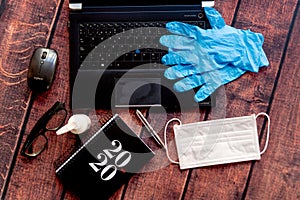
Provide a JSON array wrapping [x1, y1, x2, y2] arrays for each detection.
[[202, 1, 215, 7], [69, 3, 82, 10]]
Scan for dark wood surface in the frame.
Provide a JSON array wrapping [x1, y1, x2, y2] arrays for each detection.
[[0, 0, 299, 199]]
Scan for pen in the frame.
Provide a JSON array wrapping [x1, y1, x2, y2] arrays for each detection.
[[136, 109, 166, 149]]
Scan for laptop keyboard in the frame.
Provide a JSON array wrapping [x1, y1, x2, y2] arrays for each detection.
[[78, 21, 206, 70]]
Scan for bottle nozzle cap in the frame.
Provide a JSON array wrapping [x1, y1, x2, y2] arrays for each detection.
[[56, 114, 91, 135]]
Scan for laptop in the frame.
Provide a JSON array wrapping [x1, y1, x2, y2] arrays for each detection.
[[69, 0, 215, 111]]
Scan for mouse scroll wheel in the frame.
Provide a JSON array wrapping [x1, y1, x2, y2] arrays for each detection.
[[41, 52, 47, 59]]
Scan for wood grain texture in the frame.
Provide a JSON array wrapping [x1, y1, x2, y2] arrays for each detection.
[[245, 4, 300, 199], [122, 109, 207, 199], [183, 0, 299, 199], [0, 0, 63, 197], [0, 0, 299, 199], [3, 0, 75, 199]]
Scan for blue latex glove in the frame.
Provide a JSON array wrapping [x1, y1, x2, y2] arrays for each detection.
[[160, 7, 269, 102], [164, 63, 246, 102], [160, 7, 269, 73]]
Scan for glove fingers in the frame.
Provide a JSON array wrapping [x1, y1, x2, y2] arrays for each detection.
[[173, 75, 204, 92], [204, 7, 226, 29], [259, 48, 270, 67], [195, 66, 246, 102], [161, 53, 190, 65], [165, 21, 202, 39], [163, 49, 230, 75], [160, 35, 194, 49], [194, 83, 218, 102], [164, 50, 200, 65], [164, 64, 197, 79], [207, 65, 246, 85]]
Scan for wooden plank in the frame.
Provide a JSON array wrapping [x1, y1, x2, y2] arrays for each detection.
[[183, 0, 299, 199], [122, 109, 208, 199], [1, 0, 298, 199], [120, 1, 241, 199], [118, 1, 239, 199], [245, 4, 300, 199], [0, 0, 64, 198], [2, 0, 76, 199]]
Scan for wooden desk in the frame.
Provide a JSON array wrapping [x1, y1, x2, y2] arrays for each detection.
[[1, 0, 299, 199]]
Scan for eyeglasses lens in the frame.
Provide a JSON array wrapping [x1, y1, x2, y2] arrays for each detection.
[[24, 135, 48, 157], [46, 109, 66, 130]]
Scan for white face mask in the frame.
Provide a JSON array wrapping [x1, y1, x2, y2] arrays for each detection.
[[163, 113, 270, 170]]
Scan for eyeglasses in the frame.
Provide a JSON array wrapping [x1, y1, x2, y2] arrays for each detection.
[[21, 101, 67, 157]]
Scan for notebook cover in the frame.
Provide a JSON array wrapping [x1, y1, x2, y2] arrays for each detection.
[[55, 114, 155, 199]]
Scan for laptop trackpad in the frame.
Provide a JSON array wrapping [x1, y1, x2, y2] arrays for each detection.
[[113, 77, 161, 107]]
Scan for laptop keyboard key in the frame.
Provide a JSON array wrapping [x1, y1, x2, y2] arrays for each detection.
[[78, 21, 206, 70]]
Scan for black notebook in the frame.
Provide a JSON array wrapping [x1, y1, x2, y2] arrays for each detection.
[[55, 114, 155, 199]]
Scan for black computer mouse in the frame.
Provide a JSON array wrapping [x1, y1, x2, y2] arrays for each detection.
[[27, 47, 58, 93]]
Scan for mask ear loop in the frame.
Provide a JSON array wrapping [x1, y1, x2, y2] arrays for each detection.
[[255, 112, 270, 155], [164, 118, 182, 164]]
